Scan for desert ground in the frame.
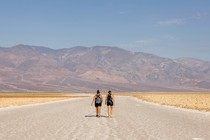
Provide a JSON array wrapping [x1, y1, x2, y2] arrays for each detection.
[[1, 92, 210, 112], [0, 93, 210, 140], [0, 93, 86, 108], [125, 92, 210, 112]]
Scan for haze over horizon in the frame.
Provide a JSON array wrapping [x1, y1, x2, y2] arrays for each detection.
[[2, 44, 210, 62], [0, 0, 210, 61]]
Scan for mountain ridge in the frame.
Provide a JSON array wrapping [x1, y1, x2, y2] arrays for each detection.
[[0, 44, 210, 92]]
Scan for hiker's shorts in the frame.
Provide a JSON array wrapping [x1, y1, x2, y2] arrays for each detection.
[[95, 103, 102, 107], [107, 101, 113, 106]]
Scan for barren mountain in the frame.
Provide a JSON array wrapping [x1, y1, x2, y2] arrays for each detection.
[[0, 44, 210, 92]]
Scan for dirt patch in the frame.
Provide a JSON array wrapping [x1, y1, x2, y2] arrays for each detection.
[[118, 92, 210, 112], [0, 93, 87, 108]]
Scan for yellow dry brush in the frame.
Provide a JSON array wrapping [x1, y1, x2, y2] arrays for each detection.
[[0, 93, 87, 108], [1, 92, 210, 112], [129, 92, 210, 112]]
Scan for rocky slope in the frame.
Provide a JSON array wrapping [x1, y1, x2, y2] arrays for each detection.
[[0, 44, 209, 92]]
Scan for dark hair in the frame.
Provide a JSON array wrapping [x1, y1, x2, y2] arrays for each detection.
[[108, 90, 111, 94], [97, 90, 100, 94]]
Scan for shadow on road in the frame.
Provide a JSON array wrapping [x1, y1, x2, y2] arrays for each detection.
[[85, 115, 108, 118]]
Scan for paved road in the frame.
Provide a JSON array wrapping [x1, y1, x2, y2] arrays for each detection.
[[0, 96, 210, 140]]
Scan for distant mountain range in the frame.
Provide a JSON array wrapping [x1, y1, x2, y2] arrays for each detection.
[[0, 44, 210, 92]]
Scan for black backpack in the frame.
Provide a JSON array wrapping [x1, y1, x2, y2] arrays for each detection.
[[107, 94, 113, 104]]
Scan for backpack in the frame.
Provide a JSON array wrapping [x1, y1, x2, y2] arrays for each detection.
[[95, 95, 101, 104], [107, 94, 113, 104]]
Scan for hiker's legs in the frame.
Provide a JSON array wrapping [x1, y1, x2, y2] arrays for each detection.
[[96, 107, 98, 116], [110, 106, 113, 116], [97, 106, 101, 116], [107, 106, 111, 117]]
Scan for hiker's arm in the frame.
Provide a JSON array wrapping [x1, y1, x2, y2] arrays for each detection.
[[91, 96, 95, 106], [101, 95, 103, 103], [105, 95, 107, 104], [113, 95, 115, 105]]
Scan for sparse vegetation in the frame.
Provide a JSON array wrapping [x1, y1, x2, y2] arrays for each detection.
[[1, 92, 210, 112], [0, 93, 87, 108], [118, 92, 210, 112]]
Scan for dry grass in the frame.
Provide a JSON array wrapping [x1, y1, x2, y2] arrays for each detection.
[[118, 92, 210, 112], [2, 92, 210, 112], [0, 93, 87, 108]]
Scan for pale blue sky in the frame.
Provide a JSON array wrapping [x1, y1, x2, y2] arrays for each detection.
[[0, 0, 210, 60]]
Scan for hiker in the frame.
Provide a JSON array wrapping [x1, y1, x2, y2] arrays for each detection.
[[91, 90, 103, 117], [105, 90, 114, 118]]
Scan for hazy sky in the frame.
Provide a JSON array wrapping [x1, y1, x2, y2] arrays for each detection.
[[0, 0, 210, 61]]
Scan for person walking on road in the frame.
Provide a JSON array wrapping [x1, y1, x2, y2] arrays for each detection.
[[105, 90, 114, 118], [91, 90, 103, 117]]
